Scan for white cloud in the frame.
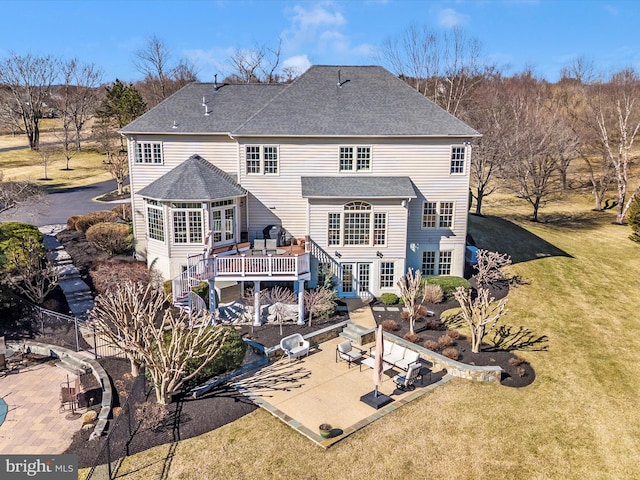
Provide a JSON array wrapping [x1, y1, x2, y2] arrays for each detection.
[[282, 2, 375, 64], [183, 47, 233, 81], [282, 55, 312, 75], [437, 8, 470, 28]]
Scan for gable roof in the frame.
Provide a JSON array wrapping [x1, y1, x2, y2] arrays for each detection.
[[136, 155, 247, 201], [121, 65, 479, 138], [301, 176, 416, 199]]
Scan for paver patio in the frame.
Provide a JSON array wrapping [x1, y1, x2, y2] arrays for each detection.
[[0, 362, 84, 454]]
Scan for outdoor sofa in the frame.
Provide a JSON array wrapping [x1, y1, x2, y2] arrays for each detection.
[[370, 341, 420, 372], [280, 333, 310, 362]]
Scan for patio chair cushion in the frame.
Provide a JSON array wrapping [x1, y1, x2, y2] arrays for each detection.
[[280, 333, 309, 361], [336, 341, 363, 365], [394, 349, 420, 371], [393, 362, 423, 390]]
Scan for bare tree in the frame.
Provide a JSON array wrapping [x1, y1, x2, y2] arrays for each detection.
[[56, 58, 103, 153], [264, 286, 296, 335], [92, 114, 119, 162], [135, 35, 171, 105], [0, 172, 44, 214], [454, 287, 509, 353], [227, 40, 283, 84], [38, 145, 55, 180], [582, 69, 640, 223], [91, 281, 230, 404], [498, 74, 569, 221], [0, 53, 59, 150], [304, 286, 337, 327], [396, 268, 426, 334], [2, 236, 58, 305], [379, 25, 489, 116], [474, 249, 512, 289], [105, 149, 129, 195]]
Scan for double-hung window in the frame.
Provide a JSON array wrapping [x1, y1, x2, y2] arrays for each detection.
[[146, 200, 165, 241], [327, 202, 387, 247], [422, 201, 454, 229], [245, 145, 279, 175], [421, 250, 452, 276], [450, 146, 466, 174], [339, 146, 371, 172], [380, 261, 395, 288], [172, 203, 203, 244], [135, 142, 163, 164]]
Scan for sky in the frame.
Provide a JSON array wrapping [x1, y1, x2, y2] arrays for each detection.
[[1, 0, 640, 84]]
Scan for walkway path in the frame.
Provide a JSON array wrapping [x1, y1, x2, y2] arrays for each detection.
[[41, 225, 94, 318]]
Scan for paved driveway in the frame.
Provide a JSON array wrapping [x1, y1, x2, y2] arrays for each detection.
[[0, 179, 128, 227]]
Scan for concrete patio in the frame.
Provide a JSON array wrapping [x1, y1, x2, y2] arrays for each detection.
[[234, 334, 452, 447]]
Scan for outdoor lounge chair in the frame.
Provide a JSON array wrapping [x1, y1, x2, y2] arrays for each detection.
[[393, 362, 423, 391], [335, 340, 365, 368]]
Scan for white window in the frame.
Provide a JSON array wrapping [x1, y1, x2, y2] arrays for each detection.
[[172, 203, 203, 244], [245, 145, 279, 175], [422, 201, 454, 229], [450, 146, 466, 174], [380, 261, 395, 288], [339, 146, 371, 172], [135, 142, 163, 164], [328, 202, 387, 247], [146, 200, 164, 241], [421, 250, 453, 276]]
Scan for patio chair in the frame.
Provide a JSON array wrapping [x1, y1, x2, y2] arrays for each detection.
[[335, 340, 365, 368], [265, 238, 277, 254], [392, 362, 423, 391], [252, 239, 266, 255], [59, 375, 80, 413]]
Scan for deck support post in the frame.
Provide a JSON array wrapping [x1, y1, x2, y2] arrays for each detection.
[[254, 281, 262, 326], [297, 280, 305, 325]]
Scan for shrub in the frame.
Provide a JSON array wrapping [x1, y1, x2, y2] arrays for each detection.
[[424, 276, 471, 299], [441, 347, 460, 360], [404, 332, 419, 343], [425, 318, 441, 330], [135, 402, 170, 431], [66, 215, 81, 231], [509, 355, 526, 366], [86, 222, 131, 255], [74, 210, 119, 233], [380, 292, 399, 305], [163, 280, 173, 297], [82, 410, 98, 424], [184, 327, 247, 386], [400, 311, 410, 322], [381, 319, 399, 332], [90, 258, 162, 294], [445, 329, 460, 339], [423, 283, 444, 304], [438, 334, 455, 347], [423, 339, 438, 351], [516, 366, 526, 377], [192, 281, 209, 303], [112, 203, 133, 223], [0, 222, 43, 274]]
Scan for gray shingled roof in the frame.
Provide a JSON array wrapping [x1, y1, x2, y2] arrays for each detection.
[[301, 176, 416, 198], [121, 66, 479, 138], [137, 155, 247, 201]]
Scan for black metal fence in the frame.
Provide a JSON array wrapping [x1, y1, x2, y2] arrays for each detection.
[[9, 293, 127, 360], [85, 373, 151, 480]]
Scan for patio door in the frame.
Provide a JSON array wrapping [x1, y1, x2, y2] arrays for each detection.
[[341, 262, 371, 297], [210, 206, 236, 246]]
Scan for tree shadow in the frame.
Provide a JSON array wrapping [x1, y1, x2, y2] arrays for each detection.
[[468, 215, 572, 264], [486, 325, 549, 352]]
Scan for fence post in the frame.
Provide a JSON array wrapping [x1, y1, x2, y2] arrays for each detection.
[[93, 326, 98, 360], [106, 435, 112, 480], [74, 317, 80, 352]]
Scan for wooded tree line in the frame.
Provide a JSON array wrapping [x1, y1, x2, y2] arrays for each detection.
[[1, 29, 639, 225]]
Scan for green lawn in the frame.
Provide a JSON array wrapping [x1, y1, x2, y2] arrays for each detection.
[[79, 192, 640, 479]]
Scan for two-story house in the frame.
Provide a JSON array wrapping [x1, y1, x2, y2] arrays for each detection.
[[121, 65, 479, 317]]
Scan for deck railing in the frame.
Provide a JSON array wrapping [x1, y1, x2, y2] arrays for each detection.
[[172, 252, 311, 305]]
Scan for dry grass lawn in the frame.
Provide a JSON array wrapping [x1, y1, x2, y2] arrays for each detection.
[[78, 190, 640, 479]]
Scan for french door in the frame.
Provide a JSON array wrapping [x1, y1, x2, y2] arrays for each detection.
[[341, 262, 371, 297], [210, 207, 236, 246]]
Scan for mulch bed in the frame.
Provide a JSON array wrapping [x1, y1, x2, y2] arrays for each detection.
[[3, 226, 539, 468]]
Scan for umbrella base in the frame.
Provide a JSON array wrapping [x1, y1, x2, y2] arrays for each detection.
[[360, 391, 393, 409]]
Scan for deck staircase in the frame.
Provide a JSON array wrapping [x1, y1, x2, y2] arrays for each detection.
[[338, 321, 376, 346]]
